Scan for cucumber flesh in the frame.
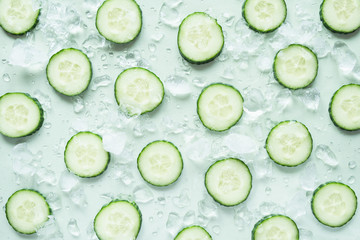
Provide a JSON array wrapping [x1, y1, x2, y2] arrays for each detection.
[[94, 200, 142, 240], [0, 92, 44, 138], [243, 0, 287, 33], [205, 158, 252, 206], [320, 0, 360, 33], [312, 182, 357, 227], [266, 121, 313, 167], [0, 0, 40, 35], [137, 140, 183, 187], [252, 215, 299, 240], [197, 83, 243, 132], [178, 12, 224, 64], [115, 67, 164, 115], [274, 44, 318, 89], [96, 0, 142, 44], [329, 84, 360, 131], [6, 189, 51, 234], [65, 132, 110, 178], [46, 48, 92, 96], [175, 225, 212, 240]]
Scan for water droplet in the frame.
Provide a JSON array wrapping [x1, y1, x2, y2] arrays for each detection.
[[315, 144, 338, 167], [212, 225, 221, 235], [73, 96, 85, 113], [348, 161, 357, 169], [2, 73, 10, 82], [148, 43, 156, 53], [265, 187, 271, 195], [348, 176, 356, 184]]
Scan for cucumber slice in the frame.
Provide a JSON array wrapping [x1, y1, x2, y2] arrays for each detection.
[[65, 132, 110, 178], [177, 12, 224, 64], [46, 48, 92, 96], [197, 83, 244, 132], [252, 215, 299, 240], [94, 200, 142, 240], [273, 44, 318, 90], [311, 182, 357, 227], [266, 121, 313, 167], [5, 189, 51, 234], [205, 158, 252, 206], [242, 0, 287, 33], [0, 0, 40, 35], [0, 92, 44, 138], [329, 84, 360, 131], [114, 67, 164, 115], [320, 0, 360, 34], [175, 225, 212, 240], [137, 140, 183, 187], [96, 0, 142, 44]]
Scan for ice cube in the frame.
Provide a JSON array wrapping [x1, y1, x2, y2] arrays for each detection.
[[70, 187, 88, 207], [198, 197, 218, 218], [12, 143, 36, 176], [68, 218, 81, 237], [33, 90, 52, 112], [299, 163, 317, 191], [9, 39, 47, 68], [166, 212, 181, 236], [102, 132, 127, 155], [244, 88, 266, 112], [133, 185, 154, 203], [184, 138, 211, 164], [36, 167, 57, 185], [294, 88, 320, 111], [183, 210, 195, 225], [46, 192, 62, 211], [332, 41, 358, 76], [285, 192, 307, 219], [71, 118, 89, 132], [37, 216, 63, 239], [72, 96, 85, 113], [256, 55, 273, 73], [159, 2, 181, 28], [315, 144, 338, 167], [223, 134, 258, 154], [172, 189, 190, 208], [59, 171, 79, 192], [165, 75, 192, 98], [234, 205, 253, 231]]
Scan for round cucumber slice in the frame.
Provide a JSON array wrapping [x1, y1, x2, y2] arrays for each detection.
[[5, 189, 51, 234], [242, 0, 287, 33], [0, 92, 44, 138], [175, 225, 212, 240], [114, 67, 164, 115], [137, 140, 183, 187], [96, 0, 142, 44], [65, 132, 110, 178], [177, 12, 224, 64], [94, 200, 142, 240], [311, 182, 357, 227], [274, 44, 318, 90], [266, 120, 313, 167], [197, 83, 244, 132], [205, 158, 252, 206], [252, 215, 299, 240], [46, 48, 92, 96], [320, 0, 360, 34], [0, 0, 40, 35], [329, 84, 360, 131]]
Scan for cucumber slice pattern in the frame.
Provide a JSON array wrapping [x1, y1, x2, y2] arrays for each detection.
[[94, 200, 142, 240], [96, 0, 142, 44], [197, 83, 244, 132], [177, 12, 224, 64], [114, 67, 164, 115], [137, 140, 183, 187], [274, 44, 318, 89], [320, 0, 360, 34], [46, 48, 92, 96], [175, 225, 212, 240], [329, 84, 360, 131], [266, 121, 313, 167], [0, 0, 40, 35], [5, 189, 51, 234], [65, 132, 110, 178], [252, 215, 299, 240], [242, 0, 287, 33], [311, 182, 357, 227], [0, 92, 44, 138], [205, 158, 252, 206]]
